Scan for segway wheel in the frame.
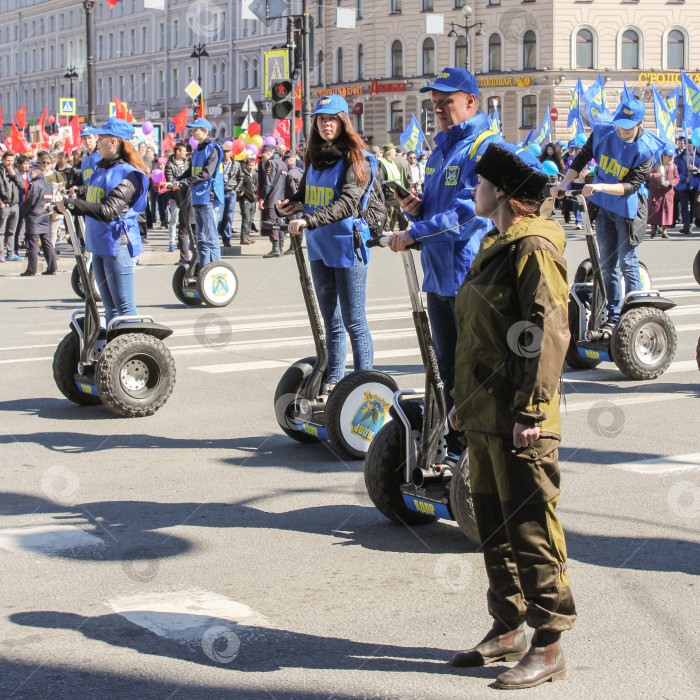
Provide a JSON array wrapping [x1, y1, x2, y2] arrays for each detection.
[[693, 249, 700, 286], [172, 265, 203, 306], [364, 411, 436, 526], [325, 371, 398, 459], [71, 264, 102, 302], [449, 452, 480, 545], [53, 331, 102, 406], [274, 356, 326, 443], [197, 261, 238, 307], [95, 334, 176, 417], [573, 259, 593, 285], [696, 337, 700, 372], [565, 304, 601, 370], [612, 307, 677, 380]]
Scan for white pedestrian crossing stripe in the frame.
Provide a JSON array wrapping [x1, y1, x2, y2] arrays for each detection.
[[0, 524, 103, 555], [607, 453, 700, 474]]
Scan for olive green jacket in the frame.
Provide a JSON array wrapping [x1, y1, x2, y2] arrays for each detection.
[[453, 215, 569, 438]]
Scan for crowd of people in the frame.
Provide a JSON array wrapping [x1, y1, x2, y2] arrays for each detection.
[[2, 62, 696, 690]]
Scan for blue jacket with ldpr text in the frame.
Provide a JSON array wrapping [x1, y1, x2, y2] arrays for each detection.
[[190, 141, 224, 206], [407, 112, 503, 297], [84, 162, 148, 257]]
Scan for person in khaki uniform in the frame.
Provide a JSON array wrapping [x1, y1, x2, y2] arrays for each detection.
[[449, 143, 575, 690]]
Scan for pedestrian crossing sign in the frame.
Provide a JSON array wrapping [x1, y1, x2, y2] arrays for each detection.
[[109, 101, 128, 118], [264, 49, 288, 98], [59, 98, 76, 116]]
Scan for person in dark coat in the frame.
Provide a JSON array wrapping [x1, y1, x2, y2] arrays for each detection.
[[648, 146, 680, 238], [218, 143, 243, 246], [237, 157, 258, 245], [282, 149, 304, 254], [259, 144, 287, 257], [0, 149, 25, 262], [20, 161, 57, 276]]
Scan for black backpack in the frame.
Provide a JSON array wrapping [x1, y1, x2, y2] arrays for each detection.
[[360, 165, 388, 240]]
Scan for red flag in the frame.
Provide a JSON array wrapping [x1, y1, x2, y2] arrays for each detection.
[[272, 120, 290, 149], [294, 82, 302, 111], [295, 117, 303, 133], [14, 105, 27, 129], [38, 107, 50, 147], [172, 107, 188, 133], [161, 132, 175, 152], [70, 115, 80, 150], [198, 95, 206, 120], [0, 104, 3, 129], [10, 121, 29, 152], [113, 97, 135, 123], [106, 0, 121, 9]]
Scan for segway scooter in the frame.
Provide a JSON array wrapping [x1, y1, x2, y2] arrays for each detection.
[[694, 249, 700, 371], [565, 192, 677, 378], [168, 186, 239, 307], [363, 237, 480, 544], [70, 216, 102, 301], [267, 222, 398, 460], [52, 207, 176, 417]]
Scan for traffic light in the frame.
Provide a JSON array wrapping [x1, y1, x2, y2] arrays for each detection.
[[271, 79, 293, 119]]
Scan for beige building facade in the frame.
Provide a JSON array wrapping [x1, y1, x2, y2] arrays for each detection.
[[316, 0, 700, 146]]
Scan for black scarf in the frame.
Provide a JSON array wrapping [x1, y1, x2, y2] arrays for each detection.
[[309, 141, 345, 171]]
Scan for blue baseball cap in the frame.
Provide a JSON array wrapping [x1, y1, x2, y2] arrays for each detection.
[[80, 126, 97, 136], [94, 117, 135, 139], [312, 94, 349, 115], [663, 142, 676, 156], [419, 67, 479, 97], [613, 99, 645, 129], [567, 139, 578, 149], [186, 117, 212, 130]]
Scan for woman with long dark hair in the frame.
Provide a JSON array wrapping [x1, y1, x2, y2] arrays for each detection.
[[56, 118, 149, 324], [539, 142, 565, 174], [276, 94, 378, 391]]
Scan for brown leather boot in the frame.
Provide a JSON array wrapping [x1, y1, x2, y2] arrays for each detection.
[[495, 641, 566, 689], [450, 623, 527, 667]]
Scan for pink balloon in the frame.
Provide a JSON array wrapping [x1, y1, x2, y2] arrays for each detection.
[[151, 168, 164, 184], [223, 140, 233, 146], [189, 136, 198, 148], [142, 120, 154, 135], [245, 144, 259, 156], [262, 136, 276, 146]]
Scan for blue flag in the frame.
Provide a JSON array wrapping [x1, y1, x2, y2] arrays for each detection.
[[621, 81, 635, 103], [490, 104, 501, 135], [568, 78, 585, 134], [666, 87, 680, 126], [522, 125, 536, 147], [532, 106, 551, 145], [653, 86, 676, 144], [583, 74, 610, 125], [399, 114, 425, 155], [680, 71, 700, 130]]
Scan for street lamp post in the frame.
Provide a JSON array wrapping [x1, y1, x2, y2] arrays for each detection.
[[447, 4, 483, 72], [190, 43, 209, 114], [84, 0, 96, 126], [64, 65, 78, 98]]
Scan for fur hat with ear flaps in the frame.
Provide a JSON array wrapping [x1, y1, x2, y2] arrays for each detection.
[[475, 143, 549, 204]]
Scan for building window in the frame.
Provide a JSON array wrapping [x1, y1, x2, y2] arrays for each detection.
[[317, 0, 323, 26], [141, 73, 147, 101], [357, 0, 363, 20], [420, 98, 435, 133], [242, 60, 249, 89], [390, 100, 404, 132], [252, 58, 258, 87], [455, 35, 467, 70], [172, 68, 178, 97], [142, 26, 147, 52], [667, 29, 685, 69], [130, 28, 135, 55], [487, 96, 501, 117], [158, 71, 164, 99], [221, 62, 226, 93], [173, 19, 179, 48], [454, 0, 466, 7], [119, 30, 125, 57], [109, 33, 114, 58], [159, 23, 165, 50], [422, 38, 435, 75], [391, 0, 402, 13], [621, 29, 639, 69], [130, 73, 135, 99], [488, 34, 501, 72], [337, 47, 343, 82], [211, 63, 217, 92], [391, 40, 403, 77], [357, 44, 364, 80], [576, 29, 594, 69], [318, 50, 324, 84], [522, 95, 537, 127], [97, 35, 103, 61], [523, 30, 536, 69], [422, 0, 434, 10]]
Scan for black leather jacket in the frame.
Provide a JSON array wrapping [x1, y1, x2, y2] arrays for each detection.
[[0, 164, 24, 206], [222, 158, 243, 193]]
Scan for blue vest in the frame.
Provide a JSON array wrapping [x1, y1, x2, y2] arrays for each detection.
[[304, 151, 377, 268], [81, 149, 100, 185], [84, 162, 148, 257], [191, 140, 224, 206], [589, 124, 663, 219]]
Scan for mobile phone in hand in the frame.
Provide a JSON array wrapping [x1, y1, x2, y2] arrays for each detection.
[[386, 181, 412, 199]]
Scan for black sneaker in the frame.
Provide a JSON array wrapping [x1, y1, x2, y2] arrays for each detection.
[[42, 270, 56, 275]]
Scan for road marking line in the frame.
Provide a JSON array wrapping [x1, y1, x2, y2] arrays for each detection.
[[668, 304, 700, 316], [564, 391, 697, 413], [108, 589, 269, 645], [652, 275, 696, 282], [607, 453, 700, 474], [0, 525, 104, 554], [564, 359, 698, 382]]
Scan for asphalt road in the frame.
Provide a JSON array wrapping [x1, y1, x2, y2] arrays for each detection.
[[1, 218, 699, 699]]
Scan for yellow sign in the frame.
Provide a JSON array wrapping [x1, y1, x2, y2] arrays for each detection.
[[184, 80, 202, 100], [638, 71, 700, 85], [59, 97, 76, 116], [264, 49, 288, 98], [476, 75, 532, 88]]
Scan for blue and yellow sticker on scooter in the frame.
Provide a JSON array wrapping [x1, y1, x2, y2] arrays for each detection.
[[183, 289, 200, 299], [578, 348, 611, 362], [294, 419, 328, 441], [211, 274, 229, 297], [350, 391, 391, 443], [402, 494, 451, 520], [75, 380, 99, 396]]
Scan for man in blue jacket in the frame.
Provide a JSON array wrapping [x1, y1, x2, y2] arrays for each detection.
[[674, 136, 692, 234], [389, 67, 503, 455], [171, 117, 224, 268]]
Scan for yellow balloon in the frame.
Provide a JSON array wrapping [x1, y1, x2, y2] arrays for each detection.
[[251, 134, 264, 149], [234, 150, 246, 161], [242, 132, 252, 144]]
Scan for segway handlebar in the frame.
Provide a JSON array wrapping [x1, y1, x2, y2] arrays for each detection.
[[367, 235, 422, 251], [262, 221, 289, 232]]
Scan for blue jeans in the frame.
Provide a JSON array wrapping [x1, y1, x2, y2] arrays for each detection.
[[310, 252, 373, 383], [92, 245, 138, 326], [193, 201, 223, 269], [595, 207, 641, 324], [218, 192, 237, 244], [426, 292, 462, 455]]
